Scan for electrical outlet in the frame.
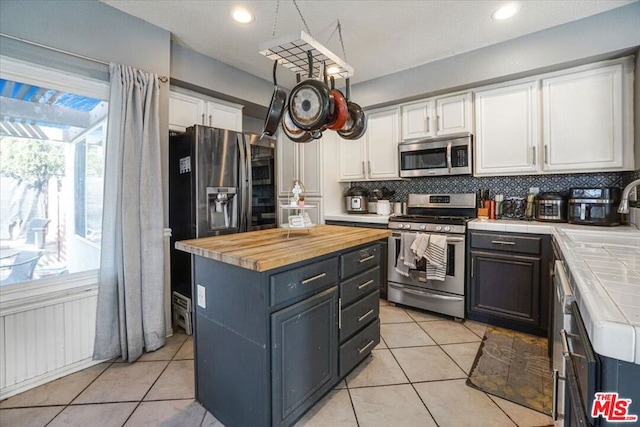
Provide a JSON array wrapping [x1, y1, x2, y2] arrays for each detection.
[[529, 187, 540, 195], [197, 284, 206, 309]]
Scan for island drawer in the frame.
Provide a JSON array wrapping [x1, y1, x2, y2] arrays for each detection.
[[470, 232, 541, 255], [340, 318, 380, 377], [340, 243, 381, 279], [340, 267, 380, 307], [341, 290, 379, 341], [270, 257, 339, 307]]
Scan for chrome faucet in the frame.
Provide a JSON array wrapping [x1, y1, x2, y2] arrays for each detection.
[[618, 178, 640, 214]]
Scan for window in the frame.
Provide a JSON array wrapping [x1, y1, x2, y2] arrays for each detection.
[[0, 57, 109, 287]]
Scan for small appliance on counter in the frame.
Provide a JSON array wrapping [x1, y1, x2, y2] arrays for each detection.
[[568, 187, 621, 226], [500, 197, 527, 219], [345, 186, 369, 214], [535, 192, 568, 222]]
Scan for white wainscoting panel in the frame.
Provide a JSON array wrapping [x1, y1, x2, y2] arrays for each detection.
[[0, 274, 102, 400]]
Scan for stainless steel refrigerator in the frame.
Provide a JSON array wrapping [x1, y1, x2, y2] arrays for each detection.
[[169, 125, 276, 298]]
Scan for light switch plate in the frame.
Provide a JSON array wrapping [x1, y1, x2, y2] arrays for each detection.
[[197, 284, 206, 309]]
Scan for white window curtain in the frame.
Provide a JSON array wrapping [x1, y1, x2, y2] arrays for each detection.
[[93, 63, 165, 362]]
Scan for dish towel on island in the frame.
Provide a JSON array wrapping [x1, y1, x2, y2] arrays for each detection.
[[395, 232, 417, 277], [426, 234, 448, 281]]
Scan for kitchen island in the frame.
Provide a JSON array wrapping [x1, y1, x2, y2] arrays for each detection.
[[176, 225, 391, 427]]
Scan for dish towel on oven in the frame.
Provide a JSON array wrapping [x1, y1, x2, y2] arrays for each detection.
[[425, 234, 447, 281], [410, 233, 430, 260], [395, 232, 417, 277]]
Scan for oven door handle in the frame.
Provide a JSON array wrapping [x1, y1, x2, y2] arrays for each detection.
[[446, 142, 452, 174], [391, 233, 464, 244], [389, 284, 463, 301]]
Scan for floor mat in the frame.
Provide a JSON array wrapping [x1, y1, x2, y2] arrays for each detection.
[[466, 325, 552, 415]]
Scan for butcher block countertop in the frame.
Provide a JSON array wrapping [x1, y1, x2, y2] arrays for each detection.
[[175, 224, 391, 272]]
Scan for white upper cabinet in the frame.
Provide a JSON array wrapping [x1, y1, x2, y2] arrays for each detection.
[[367, 107, 401, 180], [204, 101, 243, 132], [401, 91, 472, 140], [435, 92, 473, 136], [472, 56, 634, 176], [541, 60, 630, 172], [169, 89, 243, 132], [276, 131, 323, 198], [401, 101, 432, 140], [169, 91, 205, 132], [474, 81, 539, 176], [338, 106, 400, 181]]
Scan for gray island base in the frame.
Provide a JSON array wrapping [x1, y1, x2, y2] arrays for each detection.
[[177, 225, 390, 427]]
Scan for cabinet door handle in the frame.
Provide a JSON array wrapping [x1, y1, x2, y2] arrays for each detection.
[[552, 369, 565, 421], [471, 257, 474, 278], [358, 339, 375, 354], [201, 113, 205, 125], [358, 279, 374, 290], [338, 297, 342, 329], [532, 146, 536, 165], [359, 255, 375, 263], [426, 116, 430, 133], [544, 144, 549, 165], [491, 240, 515, 245], [362, 161, 365, 175], [208, 114, 212, 127], [367, 161, 371, 176], [301, 272, 326, 285], [436, 115, 440, 131], [560, 329, 571, 359]]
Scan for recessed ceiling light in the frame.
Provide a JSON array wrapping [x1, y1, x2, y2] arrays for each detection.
[[492, 4, 519, 20], [231, 7, 254, 24]]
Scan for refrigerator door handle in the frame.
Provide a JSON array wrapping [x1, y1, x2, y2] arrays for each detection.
[[244, 136, 253, 232], [238, 133, 248, 232]]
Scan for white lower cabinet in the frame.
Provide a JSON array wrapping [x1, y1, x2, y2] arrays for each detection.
[[338, 106, 400, 181]]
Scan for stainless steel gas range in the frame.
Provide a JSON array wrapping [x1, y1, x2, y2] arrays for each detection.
[[387, 193, 476, 318]]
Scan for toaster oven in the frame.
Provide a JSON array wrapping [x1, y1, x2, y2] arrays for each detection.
[[567, 187, 621, 226]]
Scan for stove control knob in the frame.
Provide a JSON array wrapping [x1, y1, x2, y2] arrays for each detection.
[[444, 226, 451, 232], [419, 225, 426, 230], [397, 224, 403, 229], [404, 224, 411, 229], [435, 225, 442, 231]]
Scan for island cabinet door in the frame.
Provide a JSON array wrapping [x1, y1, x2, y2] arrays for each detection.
[[271, 286, 339, 427]]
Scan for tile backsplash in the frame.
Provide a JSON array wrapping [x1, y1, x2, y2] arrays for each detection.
[[351, 171, 640, 202]]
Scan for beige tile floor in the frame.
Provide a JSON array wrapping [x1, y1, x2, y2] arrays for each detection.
[[0, 300, 553, 427]]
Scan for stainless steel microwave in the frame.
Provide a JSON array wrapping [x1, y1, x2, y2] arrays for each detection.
[[399, 133, 473, 177]]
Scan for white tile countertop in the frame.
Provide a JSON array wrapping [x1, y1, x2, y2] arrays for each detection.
[[552, 225, 640, 364], [324, 213, 391, 224]]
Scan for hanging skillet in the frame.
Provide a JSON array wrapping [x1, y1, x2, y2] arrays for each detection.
[[338, 78, 367, 140], [281, 105, 313, 143], [288, 52, 334, 132], [326, 75, 348, 131], [261, 61, 287, 137]]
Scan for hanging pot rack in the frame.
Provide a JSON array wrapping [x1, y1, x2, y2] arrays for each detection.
[[259, 31, 354, 79]]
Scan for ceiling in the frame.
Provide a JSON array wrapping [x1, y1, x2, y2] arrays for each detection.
[[100, 0, 635, 87]]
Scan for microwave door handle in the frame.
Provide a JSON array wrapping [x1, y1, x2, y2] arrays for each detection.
[[446, 142, 452, 173]]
